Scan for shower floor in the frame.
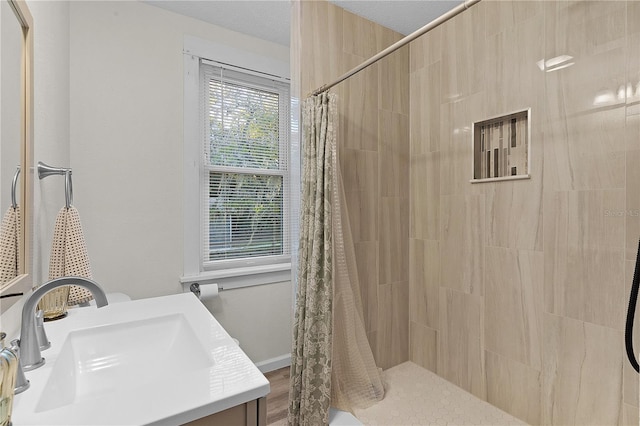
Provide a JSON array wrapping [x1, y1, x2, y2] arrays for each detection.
[[267, 361, 527, 425], [353, 361, 527, 426]]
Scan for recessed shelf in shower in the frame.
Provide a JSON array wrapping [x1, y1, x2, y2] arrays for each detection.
[[470, 109, 531, 183]]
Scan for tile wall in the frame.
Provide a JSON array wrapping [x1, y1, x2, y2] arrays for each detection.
[[409, 1, 640, 424], [294, 0, 639, 423], [292, 0, 410, 370]]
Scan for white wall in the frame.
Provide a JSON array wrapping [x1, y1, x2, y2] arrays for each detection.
[[0, 0, 71, 338], [31, 0, 71, 288], [201, 281, 292, 364], [68, 1, 292, 364]]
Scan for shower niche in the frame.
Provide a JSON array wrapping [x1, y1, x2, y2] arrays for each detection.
[[471, 109, 530, 183]]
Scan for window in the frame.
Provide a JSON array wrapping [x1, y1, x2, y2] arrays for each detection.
[[200, 61, 290, 271]]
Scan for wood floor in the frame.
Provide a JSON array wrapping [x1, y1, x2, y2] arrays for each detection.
[[264, 367, 290, 425]]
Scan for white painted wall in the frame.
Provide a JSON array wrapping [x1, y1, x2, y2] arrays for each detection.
[[31, 0, 71, 288], [201, 281, 292, 364], [67, 1, 292, 364], [0, 0, 293, 366], [0, 0, 71, 337]]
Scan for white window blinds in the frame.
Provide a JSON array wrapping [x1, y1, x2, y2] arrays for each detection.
[[200, 61, 290, 269]]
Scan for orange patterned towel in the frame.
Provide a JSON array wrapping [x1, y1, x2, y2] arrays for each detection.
[[49, 206, 94, 305], [0, 206, 21, 289]]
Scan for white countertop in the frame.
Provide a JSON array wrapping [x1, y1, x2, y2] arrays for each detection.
[[11, 292, 270, 425]]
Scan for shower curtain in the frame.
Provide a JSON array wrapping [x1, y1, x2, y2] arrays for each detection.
[[288, 92, 384, 426], [288, 92, 335, 426]]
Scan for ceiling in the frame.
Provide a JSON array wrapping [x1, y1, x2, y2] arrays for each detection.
[[144, 0, 464, 47]]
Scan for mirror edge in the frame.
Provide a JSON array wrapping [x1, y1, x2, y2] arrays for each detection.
[[0, 0, 34, 313]]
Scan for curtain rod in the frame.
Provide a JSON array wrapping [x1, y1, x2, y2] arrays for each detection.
[[309, 0, 482, 97]]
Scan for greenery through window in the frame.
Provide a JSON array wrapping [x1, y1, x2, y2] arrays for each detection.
[[202, 63, 289, 265]]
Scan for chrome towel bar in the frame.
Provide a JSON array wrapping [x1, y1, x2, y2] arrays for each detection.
[[37, 161, 73, 208]]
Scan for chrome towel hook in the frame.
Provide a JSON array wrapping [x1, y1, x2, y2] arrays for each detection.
[[11, 166, 20, 209], [37, 161, 73, 208]]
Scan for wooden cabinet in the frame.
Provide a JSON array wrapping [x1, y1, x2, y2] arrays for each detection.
[[184, 397, 266, 426]]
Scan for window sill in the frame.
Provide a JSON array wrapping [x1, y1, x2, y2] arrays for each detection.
[[180, 263, 291, 291]]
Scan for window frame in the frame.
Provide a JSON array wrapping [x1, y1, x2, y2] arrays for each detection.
[[201, 61, 291, 270], [183, 36, 293, 289]]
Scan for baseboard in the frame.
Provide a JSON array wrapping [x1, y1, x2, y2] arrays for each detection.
[[255, 353, 291, 373]]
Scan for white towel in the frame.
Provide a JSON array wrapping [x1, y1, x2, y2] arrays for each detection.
[[48, 206, 94, 305], [0, 206, 21, 290]]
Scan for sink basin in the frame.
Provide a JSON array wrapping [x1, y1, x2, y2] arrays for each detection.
[[12, 292, 270, 425], [36, 313, 212, 412]]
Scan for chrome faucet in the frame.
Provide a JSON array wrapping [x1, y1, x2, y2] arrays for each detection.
[[19, 277, 108, 371]]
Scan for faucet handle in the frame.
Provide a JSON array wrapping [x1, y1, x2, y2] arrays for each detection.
[[9, 340, 29, 394], [35, 311, 50, 351]]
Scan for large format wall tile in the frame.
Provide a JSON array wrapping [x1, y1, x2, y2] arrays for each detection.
[[410, 62, 441, 156], [544, 104, 627, 192], [410, 25, 441, 73], [367, 330, 378, 366], [544, 1, 627, 192], [299, 0, 409, 372], [544, 1, 626, 60], [376, 284, 393, 370], [341, 8, 378, 59], [299, 1, 341, 94], [409, 238, 439, 329], [303, 1, 639, 424], [379, 110, 409, 198], [485, 350, 541, 425], [375, 23, 402, 55], [626, 116, 640, 261], [485, 247, 543, 370], [379, 197, 409, 285], [624, 27, 639, 420], [624, 260, 640, 409], [543, 314, 623, 425], [544, 189, 626, 329], [623, 403, 639, 426], [484, 0, 543, 38], [342, 149, 378, 244], [405, 0, 639, 424], [354, 241, 378, 334], [377, 282, 409, 370], [440, 2, 485, 101], [441, 194, 485, 296], [484, 11, 544, 119], [340, 148, 377, 194], [410, 152, 439, 240], [379, 47, 409, 115], [628, 31, 640, 114], [409, 321, 437, 372], [483, 10, 546, 183], [341, 55, 379, 152], [440, 93, 486, 196], [630, 0, 640, 36], [438, 287, 485, 399], [485, 180, 543, 251], [392, 282, 409, 367]]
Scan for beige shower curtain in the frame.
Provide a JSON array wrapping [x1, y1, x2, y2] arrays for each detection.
[[288, 92, 384, 426], [288, 92, 335, 426], [330, 164, 385, 412]]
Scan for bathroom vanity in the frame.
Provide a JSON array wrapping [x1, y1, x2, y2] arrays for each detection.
[[185, 398, 266, 426], [11, 293, 269, 425]]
